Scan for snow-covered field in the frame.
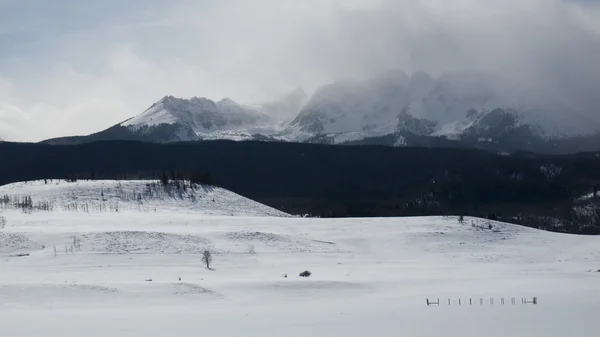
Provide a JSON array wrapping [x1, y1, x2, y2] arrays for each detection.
[[1, 180, 599, 336]]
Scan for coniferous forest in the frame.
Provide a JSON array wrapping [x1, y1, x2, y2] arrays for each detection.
[[1, 140, 599, 233]]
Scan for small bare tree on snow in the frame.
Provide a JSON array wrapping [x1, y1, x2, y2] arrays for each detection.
[[0, 216, 6, 229], [72, 235, 82, 251], [202, 250, 212, 269], [248, 244, 256, 255]]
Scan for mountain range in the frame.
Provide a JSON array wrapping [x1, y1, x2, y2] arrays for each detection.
[[43, 70, 600, 154]]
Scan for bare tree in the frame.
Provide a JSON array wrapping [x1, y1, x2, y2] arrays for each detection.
[[0, 216, 6, 229], [202, 250, 212, 269], [72, 235, 81, 251]]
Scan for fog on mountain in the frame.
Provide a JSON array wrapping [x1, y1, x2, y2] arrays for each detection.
[[1, 0, 600, 143]]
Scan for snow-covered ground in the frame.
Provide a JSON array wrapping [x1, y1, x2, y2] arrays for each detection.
[[1, 180, 599, 336]]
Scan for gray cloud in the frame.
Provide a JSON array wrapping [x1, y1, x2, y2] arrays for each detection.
[[0, 0, 599, 141]]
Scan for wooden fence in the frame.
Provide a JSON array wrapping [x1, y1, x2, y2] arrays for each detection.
[[426, 297, 537, 306]]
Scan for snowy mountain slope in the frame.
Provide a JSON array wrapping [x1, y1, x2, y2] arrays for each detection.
[[0, 180, 289, 217], [289, 70, 413, 136], [1, 209, 599, 336], [406, 72, 600, 139], [40, 70, 600, 153], [289, 71, 600, 147], [120, 96, 274, 141]]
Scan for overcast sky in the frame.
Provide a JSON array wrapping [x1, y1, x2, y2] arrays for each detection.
[[1, 0, 599, 142]]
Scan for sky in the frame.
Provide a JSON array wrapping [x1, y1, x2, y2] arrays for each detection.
[[0, 0, 599, 142]]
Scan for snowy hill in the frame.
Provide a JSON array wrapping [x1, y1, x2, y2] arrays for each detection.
[[0, 180, 599, 336], [0, 180, 289, 217], [1, 204, 599, 336]]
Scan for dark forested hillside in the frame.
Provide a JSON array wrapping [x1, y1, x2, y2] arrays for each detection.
[[1, 140, 599, 233]]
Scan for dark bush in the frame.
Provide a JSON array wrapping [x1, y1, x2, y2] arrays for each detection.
[[299, 270, 311, 277]]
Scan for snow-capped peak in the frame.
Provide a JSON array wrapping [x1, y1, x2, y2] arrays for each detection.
[[218, 97, 237, 105], [56, 69, 600, 152], [289, 70, 600, 144], [121, 95, 273, 137]]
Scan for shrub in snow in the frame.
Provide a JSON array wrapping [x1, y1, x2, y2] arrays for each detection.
[[202, 250, 213, 269], [0, 216, 6, 229], [299, 270, 311, 277], [248, 244, 256, 255]]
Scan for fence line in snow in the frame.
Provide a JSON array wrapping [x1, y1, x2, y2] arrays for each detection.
[[426, 297, 537, 306]]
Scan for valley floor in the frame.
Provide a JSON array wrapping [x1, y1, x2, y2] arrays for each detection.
[[1, 210, 599, 337]]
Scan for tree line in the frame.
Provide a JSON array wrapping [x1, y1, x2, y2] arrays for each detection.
[[1, 140, 599, 233]]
